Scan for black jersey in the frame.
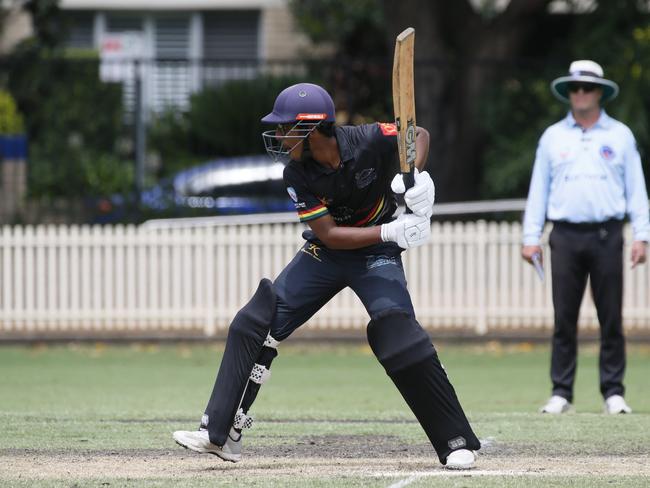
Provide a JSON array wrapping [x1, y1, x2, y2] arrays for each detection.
[[283, 122, 399, 227]]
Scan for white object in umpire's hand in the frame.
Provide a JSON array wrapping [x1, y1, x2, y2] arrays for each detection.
[[532, 252, 544, 282]]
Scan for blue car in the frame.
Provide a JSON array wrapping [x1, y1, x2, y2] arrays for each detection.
[[93, 155, 294, 223]]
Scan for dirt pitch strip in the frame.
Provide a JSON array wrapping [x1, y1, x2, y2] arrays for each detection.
[[2, 436, 649, 485]]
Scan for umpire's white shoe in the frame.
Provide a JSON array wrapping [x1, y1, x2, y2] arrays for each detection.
[[445, 449, 477, 470], [173, 427, 242, 462], [604, 395, 632, 414], [540, 395, 571, 414]]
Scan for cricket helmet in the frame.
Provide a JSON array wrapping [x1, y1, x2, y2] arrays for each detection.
[[261, 83, 335, 163], [261, 83, 336, 124]]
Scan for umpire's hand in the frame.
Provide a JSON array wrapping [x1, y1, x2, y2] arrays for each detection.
[[631, 240, 647, 269], [522, 245, 542, 265]]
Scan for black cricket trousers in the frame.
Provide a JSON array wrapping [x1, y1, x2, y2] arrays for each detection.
[[549, 219, 625, 402], [270, 238, 415, 341]]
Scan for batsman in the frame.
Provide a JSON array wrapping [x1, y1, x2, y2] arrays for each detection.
[[174, 33, 480, 470]]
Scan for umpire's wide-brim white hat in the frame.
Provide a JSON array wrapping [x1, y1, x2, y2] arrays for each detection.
[[551, 60, 619, 104]]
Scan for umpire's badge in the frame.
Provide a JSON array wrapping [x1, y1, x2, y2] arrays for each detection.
[[355, 168, 377, 189], [448, 436, 467, 450], [300, 243, 322, 262], [600, 145, 615, 161]]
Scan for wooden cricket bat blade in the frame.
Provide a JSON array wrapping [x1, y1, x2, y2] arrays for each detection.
[[392, 27, 416, 190]]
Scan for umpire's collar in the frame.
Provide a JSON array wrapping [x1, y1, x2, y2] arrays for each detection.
[[565, 110, 612, 130]]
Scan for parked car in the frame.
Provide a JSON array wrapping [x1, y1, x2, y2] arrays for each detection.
[[92, 155, 294, 223]]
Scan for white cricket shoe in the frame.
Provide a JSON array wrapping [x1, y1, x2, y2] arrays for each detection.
[[604, 395, 632, 414], [540, 395, 571, 414], [445, 449, 476, 470], [173, 427, 242, 462]]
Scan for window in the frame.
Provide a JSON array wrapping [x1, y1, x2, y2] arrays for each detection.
[[203, 11, 259, 60], [63, 11, 94, 49], [155, 16, 190, 59], [106, 15, 143, 33]]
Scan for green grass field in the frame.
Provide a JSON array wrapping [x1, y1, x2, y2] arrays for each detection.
[[1, 341, 649, 487]]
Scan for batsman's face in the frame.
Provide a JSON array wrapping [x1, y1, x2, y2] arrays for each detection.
[[276, 124, 305, 158], [262, 120, 321, 163]]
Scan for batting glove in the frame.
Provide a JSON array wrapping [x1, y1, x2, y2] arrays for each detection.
[[391, 169, 435, 219], [380, 213, 431, 249]]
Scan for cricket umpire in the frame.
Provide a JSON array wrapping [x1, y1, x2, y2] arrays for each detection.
[[522, 60, 650, 415], [173, 82, 481, 469]]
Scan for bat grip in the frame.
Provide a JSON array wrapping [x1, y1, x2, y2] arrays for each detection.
[[402, 171, 415, 214]]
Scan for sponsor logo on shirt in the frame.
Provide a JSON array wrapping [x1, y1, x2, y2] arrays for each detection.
[[354, 168, 377, 189], [378, 122, 398, 136], [331, 206, 355, 223], [300, 243, 322, 262], [318, 196, 333, 206], [287, 187, 298, 202], [366, 255, 397, 269], [564, 174, 607, 182]]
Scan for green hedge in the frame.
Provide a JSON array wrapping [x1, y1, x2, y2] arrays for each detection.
[[148, 75, 305, 178], [0, 90, 25, 135], [8, 52, 133, 197]]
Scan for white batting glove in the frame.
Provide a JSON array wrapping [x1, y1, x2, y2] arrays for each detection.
[[380, 213, 431, 249], [391, 169, 435, 219]]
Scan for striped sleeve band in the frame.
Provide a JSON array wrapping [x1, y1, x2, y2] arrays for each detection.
[[298, 205, 329, 222]]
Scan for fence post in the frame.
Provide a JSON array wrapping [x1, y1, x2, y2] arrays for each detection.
[[134, 59, 146, 217], [204, 226, 216, 336], [475, 220, 488, 335]]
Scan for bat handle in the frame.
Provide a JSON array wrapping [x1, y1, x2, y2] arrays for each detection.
[[402, 170, 415, 214], [402, 170, 415, 190]]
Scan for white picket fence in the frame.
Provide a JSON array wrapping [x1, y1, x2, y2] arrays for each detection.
[[1, 222, 649, 337]]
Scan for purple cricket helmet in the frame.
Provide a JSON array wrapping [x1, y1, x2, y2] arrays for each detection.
[[261, 83, 336, 163], [261, 83, 336, 124]]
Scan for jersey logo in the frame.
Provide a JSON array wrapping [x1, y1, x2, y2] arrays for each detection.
[[600, 145, 615, 161], [354, 168, 377, 188], [378, 122, 398, 136], [300, 243, 322, 262], [318, 196, 333, 206], [287, 186, 298, 202]]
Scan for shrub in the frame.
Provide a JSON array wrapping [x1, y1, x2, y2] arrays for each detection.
[[0, 90, 25, 135], [8, 52, 133, 197], [148, 75, 305, 178], [188, 76, 304, 157]]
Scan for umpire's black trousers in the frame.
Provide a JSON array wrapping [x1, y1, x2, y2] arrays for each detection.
[[549, 219, 625, 402]]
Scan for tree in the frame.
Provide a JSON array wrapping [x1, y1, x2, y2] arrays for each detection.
[[382, 0, 554, 202], [289, 0, 391, 123], [479, 0, 650, 199]]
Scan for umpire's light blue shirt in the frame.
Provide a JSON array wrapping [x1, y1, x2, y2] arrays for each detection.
[[523, 110, 650, 245]]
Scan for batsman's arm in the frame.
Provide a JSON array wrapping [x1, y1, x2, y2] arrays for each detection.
[[414, 126, 430, 172], [307, 214, 382, 250]]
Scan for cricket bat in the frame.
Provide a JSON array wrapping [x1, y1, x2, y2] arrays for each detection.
[[392, 27, 417, 193]]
